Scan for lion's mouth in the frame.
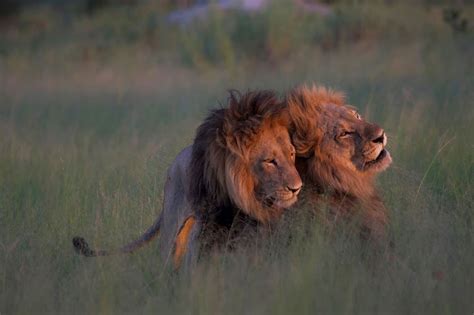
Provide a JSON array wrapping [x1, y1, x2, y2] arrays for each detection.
[[364, 149, 392, 171], [264, 191, 299, 209]]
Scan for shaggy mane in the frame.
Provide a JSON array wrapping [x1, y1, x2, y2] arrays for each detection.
[[286, 84, 388, 243], [189, 90, 287, 223], [286, 84, 345, 157], [287, 84, 372, 196]]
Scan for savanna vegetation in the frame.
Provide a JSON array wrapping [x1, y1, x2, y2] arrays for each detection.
[[0, 1, 473, 314]]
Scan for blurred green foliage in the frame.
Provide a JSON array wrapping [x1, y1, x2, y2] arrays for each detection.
[[1, 1, 471, 70]]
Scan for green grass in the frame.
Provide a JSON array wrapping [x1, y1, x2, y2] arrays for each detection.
[[1, 2, 473, 314]]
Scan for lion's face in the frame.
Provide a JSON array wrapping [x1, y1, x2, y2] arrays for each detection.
[[287, 85, 392, 197], [317, 103, 392, 175], [250, 122, 303, 209], [225, 120, 302, 223]]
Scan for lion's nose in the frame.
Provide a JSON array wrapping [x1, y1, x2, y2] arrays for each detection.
[[372, 129, 386, 145], [287, 183, 302, 195]]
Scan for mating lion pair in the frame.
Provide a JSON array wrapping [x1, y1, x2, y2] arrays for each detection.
[[73, 84, 392, 269]]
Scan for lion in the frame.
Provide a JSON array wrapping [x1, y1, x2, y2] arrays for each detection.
[[286, 84, 392, 245], [73, 90, 302, 269]]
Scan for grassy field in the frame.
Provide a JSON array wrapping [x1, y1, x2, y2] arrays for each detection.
[[1, 2, 473, 314]]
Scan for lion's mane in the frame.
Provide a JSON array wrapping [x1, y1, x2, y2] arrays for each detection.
[[189, 90, 288, 225], [287, 85, 389, 242]]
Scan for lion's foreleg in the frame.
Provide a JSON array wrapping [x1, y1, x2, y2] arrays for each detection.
[[173, 215, 197, 270]]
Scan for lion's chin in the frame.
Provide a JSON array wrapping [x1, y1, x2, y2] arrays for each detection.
[[364, 149, 392, 172], [272, 195, 298, 209], [263, 194, 298, 210]]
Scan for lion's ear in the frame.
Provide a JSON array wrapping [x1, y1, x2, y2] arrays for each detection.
[[292, 139, 314, 158], [291, 128, 318, 158]]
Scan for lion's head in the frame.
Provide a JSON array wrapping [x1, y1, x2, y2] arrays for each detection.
[[190, 90, 302, 224], [287, 85, 391, 198]]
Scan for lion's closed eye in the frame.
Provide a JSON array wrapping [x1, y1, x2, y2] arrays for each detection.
[[339, 131, 355, 139], [263, 158, 278, 166], [350, 110, 362, 120]]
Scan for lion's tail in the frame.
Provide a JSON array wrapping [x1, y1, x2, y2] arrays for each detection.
[[72, 215, 163, 257]]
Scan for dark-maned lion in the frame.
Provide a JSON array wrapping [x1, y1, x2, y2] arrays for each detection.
[[73, 90, 302, 269], [287, 84, 392, 245]]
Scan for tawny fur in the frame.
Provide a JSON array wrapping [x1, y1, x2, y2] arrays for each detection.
[[287, 84, 392, 244], [189, 90, 299, 224]]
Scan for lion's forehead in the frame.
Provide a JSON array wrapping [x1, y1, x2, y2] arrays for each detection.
[[321, 106, 361, 129], [244, 125, 290, 156], [252, 135, 291, 157], [323, 103, 351, 117], [263, 124, 291, 143]]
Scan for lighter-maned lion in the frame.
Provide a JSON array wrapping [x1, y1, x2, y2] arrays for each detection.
[[287, 85, 392, 245], [73, 90, 302, 269]]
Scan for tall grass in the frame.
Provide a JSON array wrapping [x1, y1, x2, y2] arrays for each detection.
[[1, 2, 473, 314]]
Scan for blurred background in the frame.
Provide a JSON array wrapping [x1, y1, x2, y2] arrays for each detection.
[[0, 1, 473, 314]]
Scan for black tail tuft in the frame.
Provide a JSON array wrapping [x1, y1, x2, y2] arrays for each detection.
[[72, 236, 95, 257]]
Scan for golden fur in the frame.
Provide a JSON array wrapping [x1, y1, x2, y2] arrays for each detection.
[[189, 90, 302, 225], [287, 84, 392, 243]]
